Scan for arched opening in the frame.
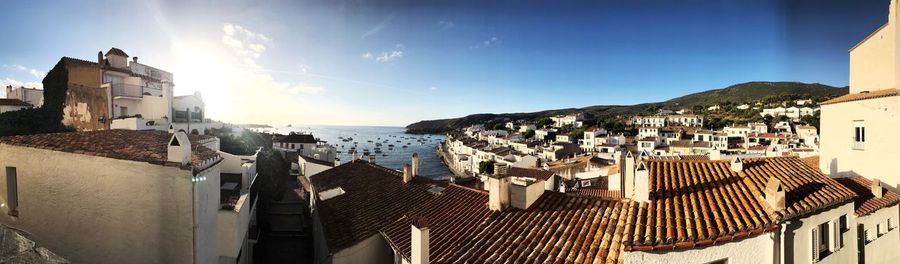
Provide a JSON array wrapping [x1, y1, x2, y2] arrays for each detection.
[[190, 129, 199, 135]]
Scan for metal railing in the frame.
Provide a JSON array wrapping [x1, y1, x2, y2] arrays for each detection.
[[111, 83, 144, 98], [172, 109, 204, 123]]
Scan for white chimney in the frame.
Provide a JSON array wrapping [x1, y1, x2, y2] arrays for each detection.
[[488, 174, 510, 211], [764, 177, 785, 211], [623, 151, 636, 198], [334, 159, 340, 167], [368, 155, 375, 164], [412, 153, 420, 176], [730, 157, 744, 173], [410, 216, 429, 264], [633, 161, 650, 202], [494, 163, 509, 176], [765, 144, 779, 157], [168, 123, 176, 133], [167, 131, 192, 165], [872, 178, 884, 198], [509, 177, 545, 210], [403, 164, 413, 183], [710, 148, 722, 160], [351, 150, 359, 162]]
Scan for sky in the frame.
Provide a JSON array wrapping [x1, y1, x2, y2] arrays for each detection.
[[0, 0, 891, 126]]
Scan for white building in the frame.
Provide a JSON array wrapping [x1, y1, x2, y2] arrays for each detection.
[[4, 85, 43, 107], [632, 115, 667, 127], [0, 99, 31, 113], [550, 113, 584, 128], [0, 129, 257, 264], [821, 0, 900, 189]]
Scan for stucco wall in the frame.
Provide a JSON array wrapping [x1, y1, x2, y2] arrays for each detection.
[[849, 24, 896, 94], [63, 84, 109, 131], [622, 232, 775, 264], [332, 234, 393, 264], [0, 144, 196, 263], [194, 165, 222, 264], [857, 204, 900, 264], [784, 202, 857, 264], [819, 96, 900, 189]]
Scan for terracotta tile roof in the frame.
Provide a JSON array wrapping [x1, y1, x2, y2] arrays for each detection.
[[0, 129, 219, 169], [800, 156, 819, 170], [508, 166, 555, 181], [820, 89, 897, 105], [445, 193, 636, 264], [835, 176, 900, 216], [0, 99, 31, 107], [381, 184, 491, 262], [105, 47, 129, 57], [60, 56, 100, 67], [309, 161, 436, 252], [568, 187, 623, 200]]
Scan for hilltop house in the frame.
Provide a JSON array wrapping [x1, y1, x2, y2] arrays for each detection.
[[550, 113, 584, 128], [0, 129, 261, 264]]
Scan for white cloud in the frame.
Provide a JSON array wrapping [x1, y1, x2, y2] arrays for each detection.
[[0, 78, 42, 90], [375, 51, 403, 62], [362, 14, 395, 38], [438, 20, 454, 30], [429, 86, 438, 91], [3, 64, 45, 78], [361, 52, 373, 59], [483, 36, 501, 47], [221, 23, 272, 68]]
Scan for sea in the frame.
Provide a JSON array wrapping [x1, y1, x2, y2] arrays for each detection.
[[253, 125, 452, 180]]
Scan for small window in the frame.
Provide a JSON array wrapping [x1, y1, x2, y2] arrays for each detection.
[[853, 121, 865, 150], [4, 167, 17, 217]]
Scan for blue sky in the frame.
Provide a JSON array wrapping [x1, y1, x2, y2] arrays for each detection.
[[0, 0, 889, 126]]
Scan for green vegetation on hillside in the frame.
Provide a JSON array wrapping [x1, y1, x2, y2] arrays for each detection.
[[406, 81, 847, 133]]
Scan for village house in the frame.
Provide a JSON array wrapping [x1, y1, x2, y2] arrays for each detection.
[[0, 129, 260, 264], [632, 115, 667, 127], [819, 0, 900, 190], [4, 85, 43, 107], [0, 98, 31, 113], [834, 175, 900, 263], [550, 113, 584, 128]]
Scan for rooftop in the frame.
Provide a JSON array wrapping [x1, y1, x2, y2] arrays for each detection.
[[381, 184, 491, 262], [0, 129, 219, 169], [835, 176, 900, 216], [309, 161, 437, 252], [820, 88, 899, 105], [275, 133, 316, 144], [0, 98, 31, 107], [507, 166, 555, 181], [444, 193, 635, 264]]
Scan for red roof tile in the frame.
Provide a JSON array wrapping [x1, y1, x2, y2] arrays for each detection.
[[0, 129, 219, 168], [820, 89, 897, 105], [309, 161, 436, 252], [381, 184, 491, 262], [445, 193, 636, 264], [0, 99, 31, 107], [835, 176, 900, 216], [568, 187, 623, 200]]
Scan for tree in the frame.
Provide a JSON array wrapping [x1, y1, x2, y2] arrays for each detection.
[[763, 114, 775, 131], [478, 160, 495, 175], [569, 127, 586, 141], [523, 130, 535, 139], [800, 111, 821, 130], [253, 148, 290, 203], [536, 117, 553, 128]]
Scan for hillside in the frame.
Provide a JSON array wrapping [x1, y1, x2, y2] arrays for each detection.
[[405, 81, 848, 134]]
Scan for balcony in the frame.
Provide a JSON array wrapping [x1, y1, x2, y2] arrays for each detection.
[[172, 109, 204, 123], [111, 83, 144, 99]]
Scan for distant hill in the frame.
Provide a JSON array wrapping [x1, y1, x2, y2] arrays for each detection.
[[405, 81, 848, 134]]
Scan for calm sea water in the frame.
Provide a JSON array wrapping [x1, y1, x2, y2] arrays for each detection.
[[255, 126, 451, 179]]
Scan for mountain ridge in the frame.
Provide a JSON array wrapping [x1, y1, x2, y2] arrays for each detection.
[[405, 81, 849, 134]]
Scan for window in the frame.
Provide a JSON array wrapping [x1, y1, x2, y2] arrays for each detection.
[[812, 223, 829, 262], [4, 167, 17, 217], [119, 106, 128, 117], [890, 218, 897, 230], [853, 121, 865, 150]]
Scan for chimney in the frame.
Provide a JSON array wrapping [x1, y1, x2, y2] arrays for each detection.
[[97, 51, 103, 64], [410, 216, 429, 264], [764, 177, 785, 211], [168, 123, 176, 133], [488, 173, 510, 211], [133, 56, 138, 63], [494, 163, 509, 176], [623, 151, 636, 198], [730, 157, 744, 172], [534, 158, 542, 168], [765, 144, 779, 157], [351, 150, 359, 162], [334, 159, 340, 167], [872, 178, 884, 198], [633, 161, 650, 202], [167, 131, 192, 165], [411, 153, 420, 176], [403, 164, 413, 183], [509, 177, 545, 210], [368, 155, 375, 164], [710, 148, 722, 160]]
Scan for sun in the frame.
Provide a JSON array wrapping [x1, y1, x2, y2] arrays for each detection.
[[171, 40, 242, 119]]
